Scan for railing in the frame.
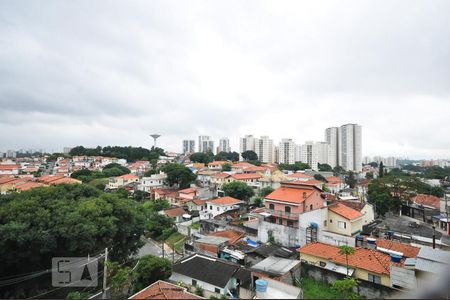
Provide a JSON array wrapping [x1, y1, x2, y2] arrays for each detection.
[[265, 209, 299, 220]]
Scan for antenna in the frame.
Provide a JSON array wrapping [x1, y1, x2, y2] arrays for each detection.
[[150, 134, 161, 148]]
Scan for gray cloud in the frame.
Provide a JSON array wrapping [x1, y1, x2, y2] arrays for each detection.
[[0, 0, 449, 159]]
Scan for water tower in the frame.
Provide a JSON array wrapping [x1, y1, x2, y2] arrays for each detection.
[[150, 134, 161, 148]]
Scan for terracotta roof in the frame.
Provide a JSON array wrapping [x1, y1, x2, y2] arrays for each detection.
[[265, 187, 315, 204], [328, 202, 363, 220], [244, 166, 268, 172], [375, 239, 420, 258], [232, 162, 255, 168], [327, 176, 343, 184], [210, 230, 246, 244], [208, 161, 229, 166], [206, 196, 243, 206], [37, 174, 65, 183], [117, 174, 139, 180], [298, 242, 393, 275], [163, 207, 187, 217], [303, 179, 324, 186], [337, 200, 366, 212], [179, 187, 197, 194], [129, 280, 202, 299], [0, 176, 16, 185], [15, 182, 47, 191], [213, 172, 231, 178], [231, 173, 262, 180], [0, 164, 20, 170], [50, 177, 82, 185], [192, 199, 207, 205], [288, 173, 314, 179], [412, 194, 441, 210]]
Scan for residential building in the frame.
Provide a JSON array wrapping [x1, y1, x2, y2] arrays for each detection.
[[128, 280, 203, 299], [0, 164, 20, 175], [170, 254, 251, 298], [339, 124, 362, 172], [107, 174, 139, 190], [326, 202, 363, 236], [205, 196, 244, 218], [297, 141, 329, 170], [254, 136, 275, 163], [138, 172, 167, 192], [218, 138, 231, 153], [208, 161, 229, 170], [239, 135, 256, 161], [278, 139, 296, 164], [183, 140, 196, 155], [325, 127, 339, 168], [161, 207, 189, 223], [198, 136, 214, 153]]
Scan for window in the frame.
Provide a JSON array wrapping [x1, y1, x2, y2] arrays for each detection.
[[269, 203, 275, 210], [278, 218, 283, 225], [324, 220, 327, 227], [285, 206, 291, 213], [319, 261, 326, 267], [310, 204, 313, 210], [368, 274, 381, 284], [287, 220, 294, 227], [210, 206, 212, 210], [192, 279, 197, 286], [215, 288, 220, 293], [330, 219, 332, 223], [217, 207, 220, 211], [338, 221, 347, 229]]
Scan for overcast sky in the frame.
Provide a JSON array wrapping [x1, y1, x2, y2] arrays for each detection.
[[1, 1, 449, 159]]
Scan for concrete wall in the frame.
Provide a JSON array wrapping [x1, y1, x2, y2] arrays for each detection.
[[170, 272, 230, 296], [257, 219, 300, 246], [319, 231, 356, 247], [176, 217, 200, 236], [390, 266, 417, 290]]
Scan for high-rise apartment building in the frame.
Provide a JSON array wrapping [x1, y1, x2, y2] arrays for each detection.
[[297, 141, 329, 170], [325, 127, 339, 168], [254, 136, 275, 163], [278, 139, 296, 164], [198, 136, 214, 153], [339, 124, 362, 172], [182, 140, 195, 154], [218, 138, 231, 153], [239, 135, 256, 161]]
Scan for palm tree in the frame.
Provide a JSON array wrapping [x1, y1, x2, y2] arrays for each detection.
[[339, 245, 356, 277]]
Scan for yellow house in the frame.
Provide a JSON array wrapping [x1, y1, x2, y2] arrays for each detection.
[[326, 202, 363, 236], [298, 242, 392, 287], [107, 174, 139, 190]]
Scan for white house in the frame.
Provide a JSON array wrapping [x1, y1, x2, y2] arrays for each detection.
[[138, 172, 167, 192], [205, 197, 244, 218]]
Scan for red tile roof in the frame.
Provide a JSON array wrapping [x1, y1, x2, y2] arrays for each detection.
[[206, 196, 243, 206], [163, 207, 187, 217], [303, 179, 324, 186], [49, 177, 82, 185], [232, 162, 255, 168], [37, 174, 65, 183], [208, 161, 229, 166], [265, 187, 315, 204], [375, 239, 420, 258], [298, 242, 392, 275], [328, 202, 363, 220], [327, 176, 343, 184], [179, 187, 197, 194], [129, 280, 202, 299], [0, 164, 20, 170], [213, 172, 231, 178], [117, 174, 139, 180], [244, 166, 268, 172], [231, 173, 262, 180], [0, 176, 16, 184], [190, 199, 207, 205], [210, 230, 246, 244], [15, 182, 47, 191], [412, 194, 441, 210]]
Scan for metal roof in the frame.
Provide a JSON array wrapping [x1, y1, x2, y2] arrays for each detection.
[[251, 256, 300, 276]]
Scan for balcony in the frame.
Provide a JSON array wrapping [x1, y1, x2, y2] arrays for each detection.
[[265, 208, 299, 221]]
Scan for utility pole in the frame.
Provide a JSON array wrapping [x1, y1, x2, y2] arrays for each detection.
[[102, 248, 108, 299]]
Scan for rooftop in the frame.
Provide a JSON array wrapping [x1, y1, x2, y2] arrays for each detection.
[[328, 203, 363, 220], [265, 187, 314, 204], [163, 207, 187, 217], [206, 196, 243, 206], [128, 280, 202, 299], [251, 256, 301, 276], [231, 173, 262, 180]]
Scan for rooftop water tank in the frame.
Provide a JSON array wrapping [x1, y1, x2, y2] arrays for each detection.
[[310, 222, 318, 229], [391, 254, 402, 263], [255, 279, 268, 293]]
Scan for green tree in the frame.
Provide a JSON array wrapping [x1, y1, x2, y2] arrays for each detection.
[[222, 163, 232, 171], [259, 187, 274, 198], [279, 162, 311, 171], [368, 162, 378, 168], [332, 277, 359, 299], [346, 171, 357, 189], [379, 161, 384, 178], [228, 152, 240, 162], [248, 160, 262, 166], [366, 172, 374, 180], [132, 255, 172, 293], [318, 163, 333, 172], [333, 166, 346, 176], [339, 245, 356, 276], [144, 169, 158, 177], [195, 286, 205, 297], [161, 164, 196, 189], [222, 181, 255, 202], [314, 174, 328, 182], [241, 150, 258, 161], [189, 152, 214, 164]]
